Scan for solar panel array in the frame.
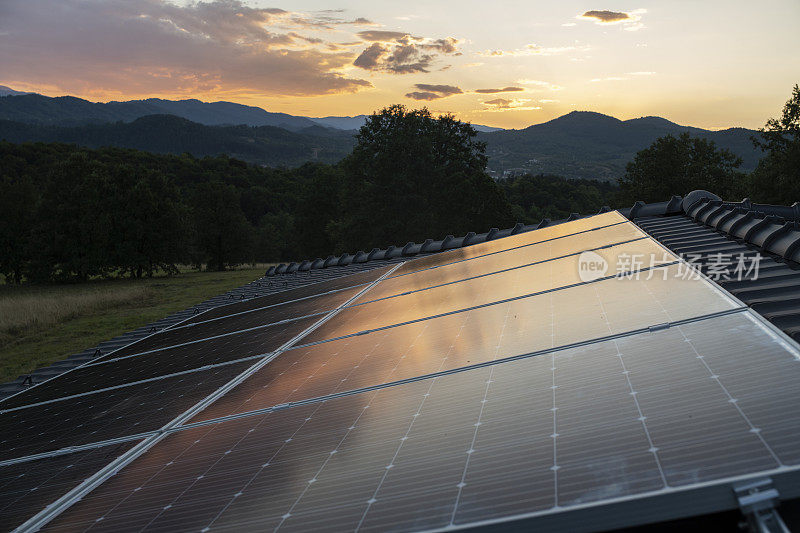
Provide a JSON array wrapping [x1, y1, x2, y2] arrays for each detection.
[[2, 210, 800, 532]]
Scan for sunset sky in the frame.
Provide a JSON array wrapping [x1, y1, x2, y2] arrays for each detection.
[[1, 0, 798, 129]]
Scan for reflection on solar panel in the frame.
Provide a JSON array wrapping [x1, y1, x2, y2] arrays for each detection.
[[363, 221, 647, 302], [4, 211, 800, 533], [389, 210, 628, 277]]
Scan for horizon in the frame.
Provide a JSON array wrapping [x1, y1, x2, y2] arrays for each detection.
[[1, 0, 797, 130], [0, 87, 759, 132]]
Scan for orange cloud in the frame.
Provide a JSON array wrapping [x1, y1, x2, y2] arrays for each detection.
[[577, 9, 646, 30], [0, 0, 373, 98], [474, 87, 525, 94], [405, 84, 463, 100]]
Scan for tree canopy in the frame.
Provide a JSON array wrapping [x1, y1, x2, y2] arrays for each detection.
[[748, 85, 800, 203], [336, 105, 514, 251], [618, 132, 745, 203]]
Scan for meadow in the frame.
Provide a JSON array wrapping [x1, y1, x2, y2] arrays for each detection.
[[0, 266, 268, 384]]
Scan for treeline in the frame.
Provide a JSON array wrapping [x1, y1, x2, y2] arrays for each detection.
[[499, 174, 618, 223], [0, 147, 612, 284], [0, 142, 348, 282]]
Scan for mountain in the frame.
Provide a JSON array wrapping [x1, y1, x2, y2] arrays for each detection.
[[0, 90, 501, 132], [0, 86, 32, 96], [0, 89, 763, 178], [309, 115, 368, 130], [480, 111, 762, 180], [0, 93, 319, 130], [0, 115, 355, 166]]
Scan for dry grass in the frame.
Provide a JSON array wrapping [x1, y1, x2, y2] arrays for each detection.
[[0, 268, 267, 383], [0, 284, 154, 348]]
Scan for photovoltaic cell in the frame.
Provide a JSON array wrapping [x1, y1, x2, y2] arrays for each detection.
[[181, 265, 392, 325], [0, 442, 138, 531], [42, 312, 800, 532], [189, 262, 739, 423], [299, 238, 685, 345], [363, 222, 647, 302], [89, 286, 364, 363], [2, 315, 322, 409], [389, 211, 628, 277], [0, 360, 254, 461]]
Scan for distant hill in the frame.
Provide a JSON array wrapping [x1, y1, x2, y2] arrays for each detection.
[[308, 114, 502, 132], [0, 94, 318, 130], [0, 86, 32, 96], [480, 111, 762, 180], [0, 89, 763, 178], [309, 115, 368, 130], [0, 91, 501, 132], [0, 115, 355, 166]]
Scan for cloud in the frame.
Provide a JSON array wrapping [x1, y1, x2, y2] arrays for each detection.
[[580, 10, 630, 23], [353, 32, 461, 74], [577, 9, 646, 30], [516, 79, 564, 91], [474, 86, 525, 94], [480, 98, 541, 112], [0, 0, 373, 97], [357, 30, 418, 42], [414, 84, 463, 95], [628, 71, 656, 76], [405, 83, 463, 100], [406, 91, 443, 101], [479, 43, 589, 57]]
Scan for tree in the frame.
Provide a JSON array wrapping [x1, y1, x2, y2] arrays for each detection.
[[106, 166, 189, 277], [749, 84, 800, 204], [0, 173, 37, 283], [190, 181, 253, 271], [618, 132, 744, 204], [336, 105, 514, 252]]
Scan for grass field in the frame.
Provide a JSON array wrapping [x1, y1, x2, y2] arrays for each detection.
[[0, 267, 268, 384]]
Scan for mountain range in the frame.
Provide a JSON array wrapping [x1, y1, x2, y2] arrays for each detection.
[[0, 90, 763, 179]]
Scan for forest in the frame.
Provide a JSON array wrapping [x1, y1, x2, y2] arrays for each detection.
[[1, 85, 798, 283]]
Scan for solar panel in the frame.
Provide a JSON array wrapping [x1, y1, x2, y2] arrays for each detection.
[[389, 211, 628, 277], [41, 312, 800, 532], [87, 286, 366, 363], [363, 222, 648, 302], [188, 262, 739, 424], [0, 442, 138, 531], [0, 361, 254, 460], [182, 265, 393, 325], [1, 316, 323, 409], [7, 212, 800, 532], [298, 238, 688, 345]]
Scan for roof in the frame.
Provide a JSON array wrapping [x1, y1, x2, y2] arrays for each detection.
[[2, 190, 800, 532]]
